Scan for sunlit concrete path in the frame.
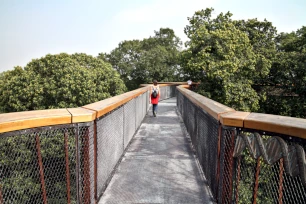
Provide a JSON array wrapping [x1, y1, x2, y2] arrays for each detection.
[[99, 97, 214, 204]]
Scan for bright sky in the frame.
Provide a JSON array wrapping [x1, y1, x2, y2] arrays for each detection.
[[0, 0, 305, 72]]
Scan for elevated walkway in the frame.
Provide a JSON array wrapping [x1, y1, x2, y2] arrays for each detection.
[[99, 98, 214, 203]]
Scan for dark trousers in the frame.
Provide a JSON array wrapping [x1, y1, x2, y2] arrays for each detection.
[[153, 104, 158, 113]]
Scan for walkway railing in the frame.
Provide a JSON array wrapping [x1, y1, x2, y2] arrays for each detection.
[[177, 86, 306, 204], [0, 84, 176, 204], [1, 83, 305, 204]]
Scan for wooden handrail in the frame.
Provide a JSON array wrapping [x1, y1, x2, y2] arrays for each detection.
[[0, 109, 71, 133], [177, 85, 306, 139], [0, 85, 152, 133], [1, 83, 305, 139], [83, 87, 148, 118], [177, 86, 235, 120]]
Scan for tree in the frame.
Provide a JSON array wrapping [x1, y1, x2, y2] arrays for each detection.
[[99, 28, 182, 90], [181, 8, 262, 111], [259, 27, 306, 118], [0, 53, 126, 113]]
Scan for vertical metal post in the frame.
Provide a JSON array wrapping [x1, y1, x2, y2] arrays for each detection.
[[83, 128, 91, 204], [235, 157, 241, 204], [228, 130, 236, 199], [253, 158, 261, 204], [216, 124, 222, 200], [35, 134, 47, 204], [75, 126, 80, 204], [64, 131, 71, 204], [94, 121, 98, 204], [278, 158, 284, 204]]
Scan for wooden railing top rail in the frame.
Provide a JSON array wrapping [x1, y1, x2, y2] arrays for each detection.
[[140, 82, 200, 87], [177, 85, 306, 139], [0, 85, 154, 133], [83, 87, 148, 118], [1, 83, 305, 139], [177, 86, 235, 120]]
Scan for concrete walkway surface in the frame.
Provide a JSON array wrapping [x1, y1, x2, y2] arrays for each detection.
[[99, 97, 215, 204]]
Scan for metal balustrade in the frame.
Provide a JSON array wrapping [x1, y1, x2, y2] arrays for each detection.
[[1, 83, 305, 204], [0, 84, 177, 204], [177, 85, 306, 204]]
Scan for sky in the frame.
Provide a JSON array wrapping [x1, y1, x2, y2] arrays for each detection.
[[0, 0, 305, 72]]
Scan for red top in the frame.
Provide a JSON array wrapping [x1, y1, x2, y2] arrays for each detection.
[[150, 85, 160, 104]]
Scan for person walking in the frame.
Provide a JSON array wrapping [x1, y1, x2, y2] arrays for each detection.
[[150, 80, 160, 117]]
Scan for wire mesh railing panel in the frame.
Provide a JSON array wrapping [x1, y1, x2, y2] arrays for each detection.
[[185, 97, 197, 145], [142, 92, 147, 119], [159, 86, 167, 101], [197, 108, 219, 198], [135, 95, 143, 129], [96, 106, 124, 199], [177, 90, 220, 199], [280, 139, 306, 204], [0, 131, 43, 204], [282, 170, 306, 203], [218, 127, 237, 203], [78, 123, 95, 204], [123, 99, 136, 148], [232, 151, 257, 204], [0, 125, 80, 204], [170, 85, 176, 97], [232, 131, 306, 204], [147, 91, 150, 111], [177, 91, 183, 116], [39, 127, 76, 204]]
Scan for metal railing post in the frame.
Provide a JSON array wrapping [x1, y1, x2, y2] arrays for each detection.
[[35, 134, 47, 204], [94, 121, 98, 204], [252, 158, 261, 204], [83, 128, 91, 204], [64, 131, 71, 204]]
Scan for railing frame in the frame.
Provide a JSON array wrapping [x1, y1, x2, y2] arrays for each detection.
[[0, 83, 178, 204], [176, 85, 306, 204]]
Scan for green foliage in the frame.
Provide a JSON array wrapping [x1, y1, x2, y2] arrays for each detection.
[[181, 8, 264, 111], [0, 53, 126, 113], [99, 28, 182, 90], [259, 26, 306, 118]]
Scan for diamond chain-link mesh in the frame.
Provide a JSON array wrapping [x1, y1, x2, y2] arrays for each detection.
[[177, 89, 306, 203], [1, 87, 178, 203], [159, 86, 176, 101], [123, 99, 136, 149], [0, 123, 94, 204], [176, 91, 220, 199], [96, 92, 151, 199]]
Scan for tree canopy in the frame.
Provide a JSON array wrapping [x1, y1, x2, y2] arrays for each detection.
[[259, 27, 306, 118], [0, 53, 126, 113], [181, 8, 274, 111], [99, 28, 182, 90]]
